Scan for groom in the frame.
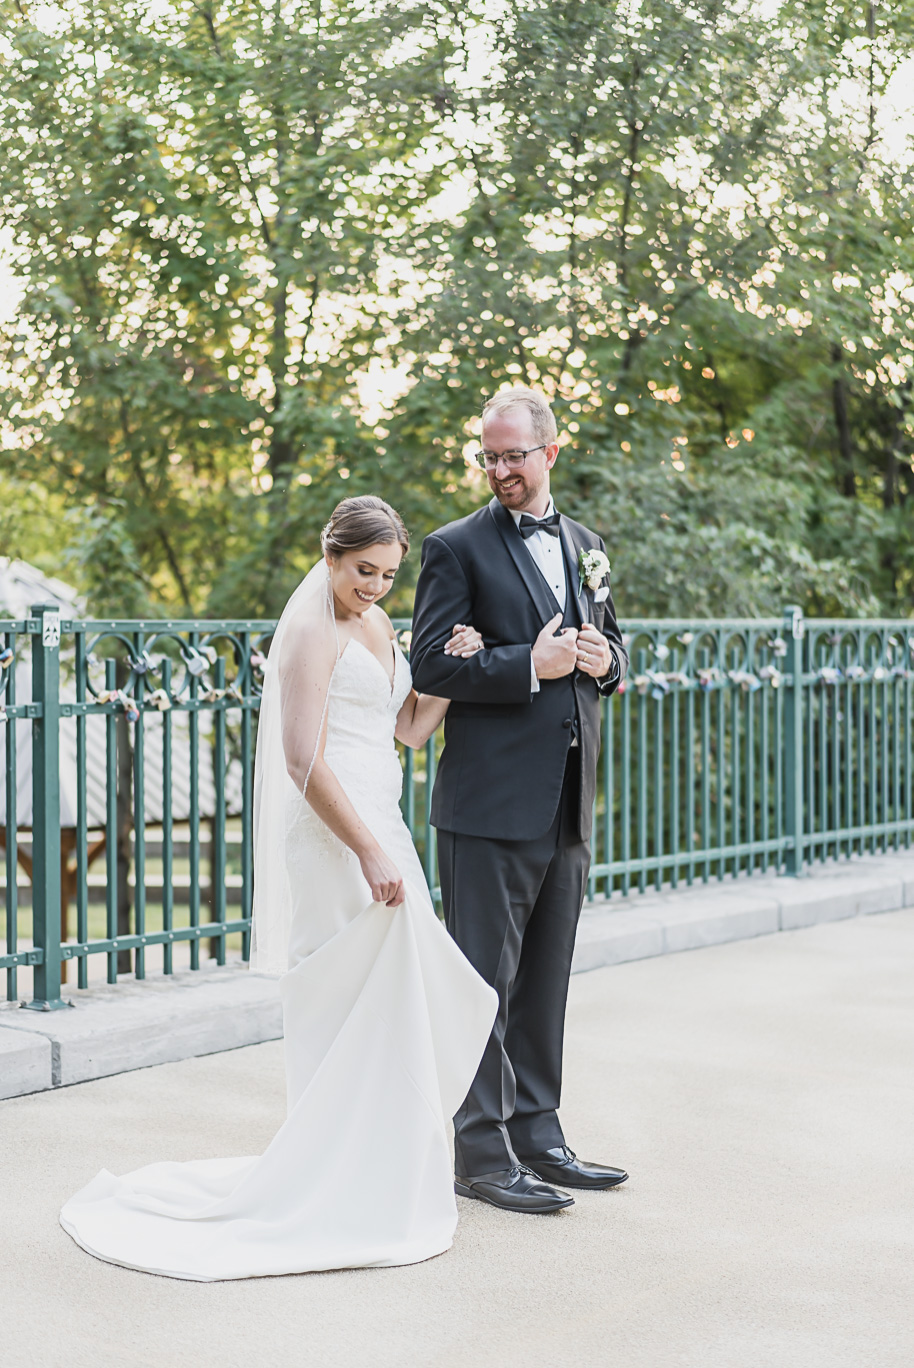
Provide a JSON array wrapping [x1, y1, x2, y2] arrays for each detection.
[[410, 388, 630, 1214]]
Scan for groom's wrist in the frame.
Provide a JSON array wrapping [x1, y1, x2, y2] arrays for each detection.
[[597, 648, 620, 687]]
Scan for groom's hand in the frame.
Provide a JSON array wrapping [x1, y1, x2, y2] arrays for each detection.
[[532, 613, 579, 679], [576, 623, 613, 678]]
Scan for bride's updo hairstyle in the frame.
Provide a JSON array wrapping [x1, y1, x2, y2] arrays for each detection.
[[321, 495, 409, 561]]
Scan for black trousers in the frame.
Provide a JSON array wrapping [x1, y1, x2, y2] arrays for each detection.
[[437, 748, 590, 1176]]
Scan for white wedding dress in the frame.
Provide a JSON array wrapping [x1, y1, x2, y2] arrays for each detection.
[[60, 637, 497, 1281]]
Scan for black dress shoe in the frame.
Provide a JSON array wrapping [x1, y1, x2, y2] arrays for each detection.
[[517, 1146, 628, 1191], [455, 1165, 574, 1213]]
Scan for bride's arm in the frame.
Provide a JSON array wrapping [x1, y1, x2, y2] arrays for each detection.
[[280, 618, 405, 906], [395, 690, 449, 749], [301, 756, 405, 907], [395, 623, 483, 748]]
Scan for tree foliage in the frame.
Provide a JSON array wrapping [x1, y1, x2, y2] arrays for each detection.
[[1, 0, 913, 619]]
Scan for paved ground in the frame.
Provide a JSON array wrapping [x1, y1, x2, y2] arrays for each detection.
[[3, 911, 912, 1368]]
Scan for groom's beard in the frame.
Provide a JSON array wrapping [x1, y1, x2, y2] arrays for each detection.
[[489, 471, 546, 511]]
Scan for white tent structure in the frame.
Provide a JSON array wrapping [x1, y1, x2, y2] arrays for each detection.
[[0, 557, 241, 830], [2, 560, 245, 981]]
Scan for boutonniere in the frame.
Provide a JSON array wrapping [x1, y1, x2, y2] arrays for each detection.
[[578, 548, 611, 596]]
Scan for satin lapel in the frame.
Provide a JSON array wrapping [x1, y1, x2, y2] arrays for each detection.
[[560, 519, 590, 625], [487, 498, 556, 627]]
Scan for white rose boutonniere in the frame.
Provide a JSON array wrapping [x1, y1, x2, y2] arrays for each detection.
[[578, 548, 611, 596]]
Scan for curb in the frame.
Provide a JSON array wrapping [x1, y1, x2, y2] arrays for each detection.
[[572, 851, 914, 972], [0, 965, 282, 1100]]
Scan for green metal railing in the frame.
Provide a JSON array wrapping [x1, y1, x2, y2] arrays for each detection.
[[586, 608, 913, 898], [1, 607, 271, 1010], [2, 604, 913, 1009]]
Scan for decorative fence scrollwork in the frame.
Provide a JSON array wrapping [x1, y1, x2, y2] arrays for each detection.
[[2, 603, 913, 1009]]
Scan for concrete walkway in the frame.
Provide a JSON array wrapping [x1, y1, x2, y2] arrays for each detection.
[[2, 910, 912, 1368]]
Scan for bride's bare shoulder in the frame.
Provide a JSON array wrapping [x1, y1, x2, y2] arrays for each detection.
[[279, 611, 338, 671], [371, 608, 396, 640]]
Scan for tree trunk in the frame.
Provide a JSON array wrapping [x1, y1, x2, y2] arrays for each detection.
[[267, 266, 295, 480], [884, 380, 910, 511], [880, 382, 911, 605], [831, 344, 855, 498]]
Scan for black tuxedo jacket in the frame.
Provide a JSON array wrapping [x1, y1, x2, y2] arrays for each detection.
[[410, 497, 627, 842]]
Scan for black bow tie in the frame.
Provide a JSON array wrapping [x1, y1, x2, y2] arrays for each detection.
[[518, 511, 561, 539]]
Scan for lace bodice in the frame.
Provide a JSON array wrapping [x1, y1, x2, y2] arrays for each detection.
[[320, 636, 412, 834], [327, 637, 411, 744]]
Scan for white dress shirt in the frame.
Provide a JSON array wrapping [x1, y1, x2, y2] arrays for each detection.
[[510, 498, 567, 695], [509, 497, 566, 611]]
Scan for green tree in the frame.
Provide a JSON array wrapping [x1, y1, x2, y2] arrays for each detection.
[[2, 0, 913, 620], [0, 0, 459, 616], [389, 0, 914, 615]]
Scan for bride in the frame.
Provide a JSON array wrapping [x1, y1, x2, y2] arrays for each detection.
[[60, 495, 498, 1281]]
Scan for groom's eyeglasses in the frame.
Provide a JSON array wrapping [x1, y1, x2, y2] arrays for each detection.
[[471, 446, 547, 471]]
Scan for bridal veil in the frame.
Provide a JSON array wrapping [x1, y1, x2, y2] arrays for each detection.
[[251, 557, 338, 975]]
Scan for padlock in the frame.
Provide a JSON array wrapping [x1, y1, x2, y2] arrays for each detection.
[[729, 670, 762, 693], [116, 690, 140, 722], [185, 651, 208, 677]]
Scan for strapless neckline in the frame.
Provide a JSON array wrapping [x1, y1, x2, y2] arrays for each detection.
[[342, 635, 397, 696]]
